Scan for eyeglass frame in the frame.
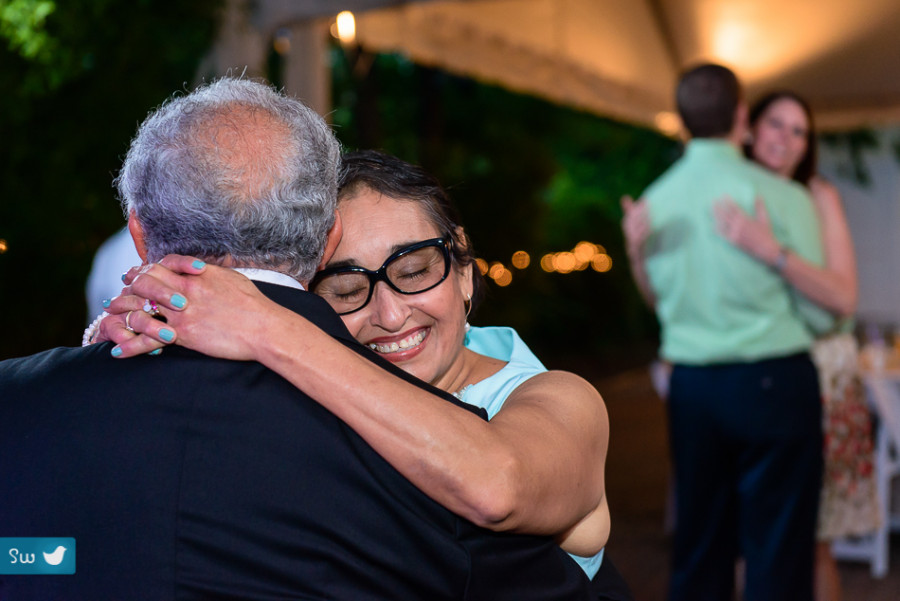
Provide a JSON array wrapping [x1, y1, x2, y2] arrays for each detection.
[[310, 235, 454, 315]]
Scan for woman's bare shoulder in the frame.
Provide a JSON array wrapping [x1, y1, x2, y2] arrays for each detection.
[[511, 369, 606, 408], [809, 175, 841, 205]]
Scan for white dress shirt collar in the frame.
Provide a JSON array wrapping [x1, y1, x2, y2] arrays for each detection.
[[232, 267, 305, 291]]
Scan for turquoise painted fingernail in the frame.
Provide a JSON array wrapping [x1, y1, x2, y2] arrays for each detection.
[[102, 298, 111, 309], [111, 346, 123, 357], [192, 259, 206, 269], [149, 348, 163, 356], [159, 328, 175, 342], [121, 273, 127, 282], [171, 294, 186, 309]]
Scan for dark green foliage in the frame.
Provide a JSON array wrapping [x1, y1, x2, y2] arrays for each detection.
[[0, 0, 221, 359], [821, 129, 880, 186]]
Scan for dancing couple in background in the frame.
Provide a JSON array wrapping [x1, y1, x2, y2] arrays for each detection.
[[623, 64, 878, 601]]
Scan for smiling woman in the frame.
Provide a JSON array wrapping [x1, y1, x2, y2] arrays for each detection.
[[747, 92, 816, 185], [329, 187, 474, 390], [98, 150, 632, 599], [738, 91, 874, 601]]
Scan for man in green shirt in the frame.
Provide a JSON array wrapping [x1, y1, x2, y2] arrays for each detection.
[[637, 65, 834, 601]]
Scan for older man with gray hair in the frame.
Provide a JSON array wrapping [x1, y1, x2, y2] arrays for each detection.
[[0, 78, 593, 600]]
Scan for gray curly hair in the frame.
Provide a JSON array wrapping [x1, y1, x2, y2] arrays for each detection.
[[116, 77, 340, 282]]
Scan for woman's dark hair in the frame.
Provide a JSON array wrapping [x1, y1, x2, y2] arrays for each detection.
[[746, 91, 817, 185], [337, 150, 485, 311]]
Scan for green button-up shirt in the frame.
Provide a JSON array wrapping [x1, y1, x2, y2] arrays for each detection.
[[643, 139, 835, 364]]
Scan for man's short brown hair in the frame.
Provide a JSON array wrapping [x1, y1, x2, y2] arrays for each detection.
[[676, 64, 742, 138]]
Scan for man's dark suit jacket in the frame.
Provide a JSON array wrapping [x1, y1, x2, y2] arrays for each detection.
[[0, 283, 592, 600]]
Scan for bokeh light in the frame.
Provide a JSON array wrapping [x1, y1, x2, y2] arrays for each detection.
[[573, 241, 597, 263], [486, 241, 610, 281], [0, 239, 7, 254], [591, 253, 612, 272], [654, 111, 681, 137], [273, 29, 291, 55], [511, 250, 530, 269], [333, 11, 356, 44], [555, 251, 577, 273], [540, 253, 556, 272], [493, 268, 513, 287]]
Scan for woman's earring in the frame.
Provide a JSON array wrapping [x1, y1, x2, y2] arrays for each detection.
[[464, 294, 472, 344]]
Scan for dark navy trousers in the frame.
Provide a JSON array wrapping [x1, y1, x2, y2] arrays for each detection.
[[667, 353, 823, 601]]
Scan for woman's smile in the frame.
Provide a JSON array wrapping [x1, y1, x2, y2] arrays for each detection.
[[367, 327, 430, 359]]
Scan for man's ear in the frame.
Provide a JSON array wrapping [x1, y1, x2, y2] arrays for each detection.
[[318, 210, 343, 270], [732, 101, 750, 143], [127, 211, 149, 263]]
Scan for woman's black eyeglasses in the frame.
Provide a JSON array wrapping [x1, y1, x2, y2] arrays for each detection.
[[311, 236, 453, 315]]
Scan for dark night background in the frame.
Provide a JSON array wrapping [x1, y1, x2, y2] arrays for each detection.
[[0, 1, 678, 365]]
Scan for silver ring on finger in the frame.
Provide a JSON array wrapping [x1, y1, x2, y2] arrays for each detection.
[[125, 310, 135, 333]]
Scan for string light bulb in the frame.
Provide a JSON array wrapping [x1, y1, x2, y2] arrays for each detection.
[[485, 241, 611, 283], [334, 11, 356, 44]]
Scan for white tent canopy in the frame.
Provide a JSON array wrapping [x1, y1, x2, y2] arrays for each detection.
[[224, 0, 900, 133], [352, 0, 900, 132], [204, 0, 900, 324]]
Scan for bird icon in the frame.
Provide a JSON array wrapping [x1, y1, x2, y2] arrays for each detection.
[[43, 546, 67, 566]]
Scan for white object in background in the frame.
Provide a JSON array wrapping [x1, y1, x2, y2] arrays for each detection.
[[85, 227, 142, 323], [835, 375, 900, 577]]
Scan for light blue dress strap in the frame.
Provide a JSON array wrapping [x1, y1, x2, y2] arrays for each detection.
[[462, 326, 545, 419], [462, 326, 605, 579]]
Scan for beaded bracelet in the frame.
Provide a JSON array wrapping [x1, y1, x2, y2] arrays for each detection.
[[82, 312, 109, 347]]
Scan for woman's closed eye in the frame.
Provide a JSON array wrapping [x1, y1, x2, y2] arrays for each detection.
[[396, 266, 431, 281], [333, 287, 367, 301], [319, 277, 368, 301], [392, 255, 442, 283]]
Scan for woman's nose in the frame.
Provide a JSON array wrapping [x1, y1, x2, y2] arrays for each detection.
[[368, 281, 412, 330]]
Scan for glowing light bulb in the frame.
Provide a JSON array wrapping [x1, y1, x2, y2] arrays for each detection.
[[654, 111, 681, 137], [335, 11, 356, 44]]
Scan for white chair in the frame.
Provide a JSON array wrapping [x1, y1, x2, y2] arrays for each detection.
[[831, 375, 900, 577]]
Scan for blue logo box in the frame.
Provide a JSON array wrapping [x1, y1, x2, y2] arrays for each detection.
[[0, 538, 75, 575]]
